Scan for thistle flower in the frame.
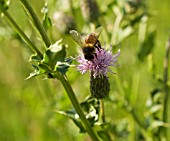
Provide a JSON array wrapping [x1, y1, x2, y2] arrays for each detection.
[[77, 47, 120, 99], [77, 48, 120, 78]]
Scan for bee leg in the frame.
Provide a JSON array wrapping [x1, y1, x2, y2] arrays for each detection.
[[95, 40, 102, 51], [93, 52, 97, 58], [91, 60, 95, 64]]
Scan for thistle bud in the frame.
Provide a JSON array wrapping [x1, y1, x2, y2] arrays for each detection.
[[90, 74, 110, 99], [53, 12, 75, 34], [80, 0, 100, 23]]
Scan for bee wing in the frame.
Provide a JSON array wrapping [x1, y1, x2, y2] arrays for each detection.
[[70, 30, 84, 48], [95, 26, 103, 39]]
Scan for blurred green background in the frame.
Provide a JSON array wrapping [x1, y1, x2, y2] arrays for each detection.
[[0, 0, 170, 141]]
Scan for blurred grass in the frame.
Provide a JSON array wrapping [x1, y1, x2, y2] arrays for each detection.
[[0, 0, 170, 141]]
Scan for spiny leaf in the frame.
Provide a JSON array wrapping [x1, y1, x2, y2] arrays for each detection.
[[26, 63, 51, 80], [38, 63, 51, 74], [43, 39, 66, 69], [25, 71, 38, 80], [29, 53, 42, 62], [55, 58, 73, 75], [55, 97, 100, 132]]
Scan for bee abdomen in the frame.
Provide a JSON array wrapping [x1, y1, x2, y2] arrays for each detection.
[[83, 46, 95, 53]]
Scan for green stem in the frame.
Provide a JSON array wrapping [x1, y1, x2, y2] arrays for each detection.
[[100, 99, 105, 123], [2, 9, 43, 58], [58, 74, 100, 141], [20, 0, 51, 48], [163, 36, 170, 138]]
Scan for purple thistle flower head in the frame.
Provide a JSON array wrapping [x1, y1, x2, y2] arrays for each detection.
[[77, 47, 120, 78]]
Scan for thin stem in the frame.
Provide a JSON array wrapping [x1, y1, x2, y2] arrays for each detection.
[[2, 9, 43, 58], [100, 99, 105, 123], [163, 36, 170, 138], [100, 99, 112, 141], [20, 0, 51, 48], [58, 74, 100, 141]]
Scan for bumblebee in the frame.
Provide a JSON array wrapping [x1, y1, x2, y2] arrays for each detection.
[[70, 27, 102, 61]]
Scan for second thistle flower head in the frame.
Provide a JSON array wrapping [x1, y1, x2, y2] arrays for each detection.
[[77, 47, 120, 78]]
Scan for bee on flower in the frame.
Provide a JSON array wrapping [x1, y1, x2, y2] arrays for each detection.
[[77, 47, 120, 78], [70, 28, 120, 99]]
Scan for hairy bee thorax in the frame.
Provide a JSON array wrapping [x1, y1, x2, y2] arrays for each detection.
[[85, 33, 97, 44]]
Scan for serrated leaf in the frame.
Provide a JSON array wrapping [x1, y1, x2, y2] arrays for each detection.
[[25, 71, 38, 80], [50, 45, 66, 68], [55, 98, 100, 132], [80, 97, 100, 126], [55, 58, 73, 75], [38, 63, 51, 74], [57, 110, 77, 119], [43, 50, 50, 64], [49, 39, 63, 53], [56, 62, 70, 75], [26, 63, 51, 80], [29, 53, 42, 62], [65, 57, 73, 64], [43, 39, 66, 69]]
